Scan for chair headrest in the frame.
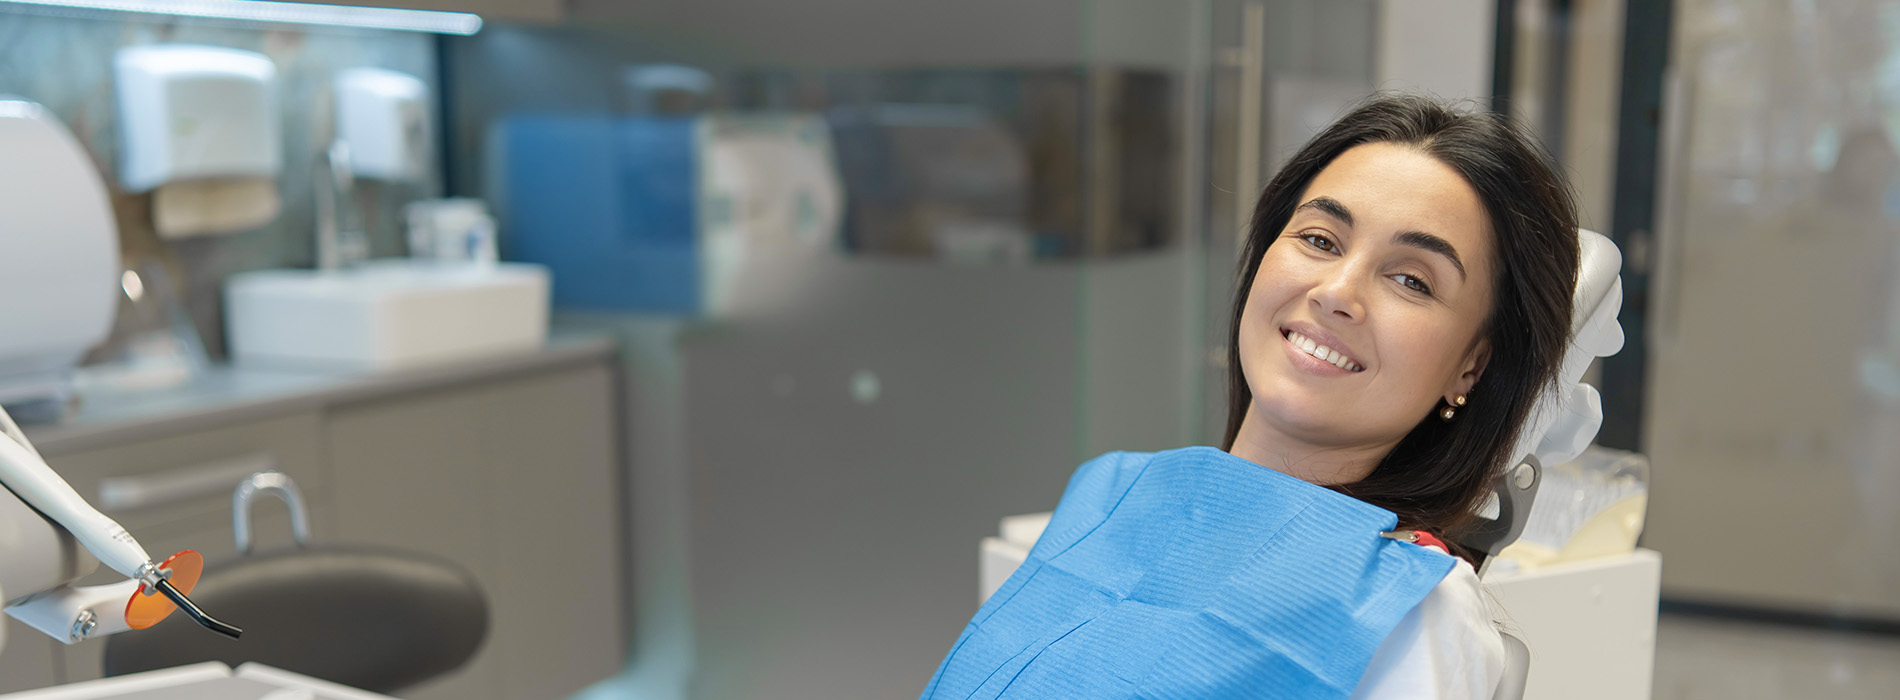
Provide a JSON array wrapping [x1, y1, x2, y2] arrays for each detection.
[[1510, 228, 1625, 472], [1462, 229, 1625, 560]]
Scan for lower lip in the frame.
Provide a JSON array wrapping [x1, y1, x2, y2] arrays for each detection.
[[1281, 333, 1359, 376]]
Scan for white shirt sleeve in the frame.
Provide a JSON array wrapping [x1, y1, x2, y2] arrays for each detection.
[[1347, 558, 1505, 700]]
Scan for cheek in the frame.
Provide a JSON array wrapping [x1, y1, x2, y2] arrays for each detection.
[[1235, 303, 1270, 379], [1376, 318, 1475, 390], [1237, 274, 1295, 358], [1242, 253, 1302, 322]]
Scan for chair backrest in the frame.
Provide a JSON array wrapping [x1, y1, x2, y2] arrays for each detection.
[[102, 546, 488, 694], [1471, 230, 1625, 700], [1494, 631, 1532, 700]]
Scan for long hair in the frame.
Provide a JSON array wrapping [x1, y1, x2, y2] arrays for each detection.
[[1221, 94, 1579, 537]]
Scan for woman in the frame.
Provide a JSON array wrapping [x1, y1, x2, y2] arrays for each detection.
[[921, 94, 1580, 699]]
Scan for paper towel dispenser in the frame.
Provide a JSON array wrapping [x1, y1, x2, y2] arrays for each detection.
[[114, 44, 280, 191], [334, 67, 429, 182], [114, 44, 282, 238]]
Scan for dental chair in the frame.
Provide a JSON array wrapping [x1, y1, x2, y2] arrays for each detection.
[[977, 230, 1659, 700]]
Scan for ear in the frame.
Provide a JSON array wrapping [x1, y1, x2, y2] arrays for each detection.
[[1446, 338, 1491, 400]]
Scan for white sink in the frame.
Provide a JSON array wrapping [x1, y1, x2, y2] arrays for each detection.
[[224, 260, 550, 370]]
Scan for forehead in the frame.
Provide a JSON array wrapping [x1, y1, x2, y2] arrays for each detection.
[[1298, 142, 1493, 258]]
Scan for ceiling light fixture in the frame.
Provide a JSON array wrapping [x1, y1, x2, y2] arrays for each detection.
[[0, 0, 482, 35]]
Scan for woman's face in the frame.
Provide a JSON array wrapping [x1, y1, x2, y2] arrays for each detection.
[[1235, 142, 1496, 469]]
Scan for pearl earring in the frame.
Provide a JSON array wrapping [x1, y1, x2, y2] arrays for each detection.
[[1440, 394, 1467, 421]]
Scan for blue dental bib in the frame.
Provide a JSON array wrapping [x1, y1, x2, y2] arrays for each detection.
[[921, 447, 1456, 700]]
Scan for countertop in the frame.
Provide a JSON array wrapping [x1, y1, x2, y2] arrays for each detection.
[[20, 335, 617, 457]]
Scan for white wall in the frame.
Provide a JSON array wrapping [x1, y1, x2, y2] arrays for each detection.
[[1374, 0, 1496, 102]]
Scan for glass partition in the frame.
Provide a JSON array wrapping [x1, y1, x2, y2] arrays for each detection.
[[1641, 0, 1900, 619], [441, 3, 1379, 697]]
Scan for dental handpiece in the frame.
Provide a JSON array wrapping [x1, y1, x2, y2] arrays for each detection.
[[0, 420, 241, 639]]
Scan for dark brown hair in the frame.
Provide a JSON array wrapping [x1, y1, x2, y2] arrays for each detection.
[[1221, 93, 1579, 537]]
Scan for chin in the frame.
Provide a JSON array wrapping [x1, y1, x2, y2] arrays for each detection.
[[1247, 386, 1413, 450], [1248, 389, 1343, 437]]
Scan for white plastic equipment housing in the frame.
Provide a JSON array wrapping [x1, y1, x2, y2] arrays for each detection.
[[6, 579, 140, 645], [0, 98, 122, 406]]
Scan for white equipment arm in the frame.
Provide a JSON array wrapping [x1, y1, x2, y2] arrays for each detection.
[[0, 405, 241, 651]]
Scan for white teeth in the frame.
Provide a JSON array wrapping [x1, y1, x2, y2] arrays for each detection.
[[1285, 331, 1361, 372]]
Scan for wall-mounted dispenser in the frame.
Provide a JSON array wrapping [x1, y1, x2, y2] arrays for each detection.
[[114, 44, 282, 238], [334, 67, 429, 182]]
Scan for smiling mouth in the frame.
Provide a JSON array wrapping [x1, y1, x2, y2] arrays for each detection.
[[1283, 330, 1364, 372]]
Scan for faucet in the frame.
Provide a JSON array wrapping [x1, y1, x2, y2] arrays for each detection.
[[315, 140, 369, 271]]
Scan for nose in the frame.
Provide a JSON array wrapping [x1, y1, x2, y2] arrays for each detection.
[[1309, 260, 1367, 321]]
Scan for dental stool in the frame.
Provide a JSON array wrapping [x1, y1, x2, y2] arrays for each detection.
[[102, 473, 489, 695], [977, 231, 1660, 700]]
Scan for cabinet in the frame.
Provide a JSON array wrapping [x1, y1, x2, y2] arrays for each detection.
[[327, 364, 623, 700], [2, 353, 623, 700]]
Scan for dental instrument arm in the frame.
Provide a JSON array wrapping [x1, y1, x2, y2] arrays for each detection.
[[0, 404, 241, 653]]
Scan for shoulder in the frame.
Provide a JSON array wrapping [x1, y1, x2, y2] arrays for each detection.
[[1348, 558, 1505, 700], [1053, 450, 1154, 520], [1064, 450, 1152, 495], [1023, 451, 1157, 558], [1051, 449, 1199, 518]]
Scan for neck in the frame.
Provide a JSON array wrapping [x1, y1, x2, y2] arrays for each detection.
[[1226, 407, 1398, 486]]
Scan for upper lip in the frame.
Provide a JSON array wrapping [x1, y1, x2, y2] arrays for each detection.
[[1280, 320, 1364, 370]]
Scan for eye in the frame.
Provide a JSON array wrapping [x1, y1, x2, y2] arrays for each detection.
[[1298, 232, 1338, 253], [1392, 273, 1434, 296]]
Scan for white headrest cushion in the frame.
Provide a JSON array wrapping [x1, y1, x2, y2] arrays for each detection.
[[1509, 229, 1624, 470]]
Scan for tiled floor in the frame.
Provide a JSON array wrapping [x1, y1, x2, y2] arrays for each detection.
[[1653, 614, 1900, 699]]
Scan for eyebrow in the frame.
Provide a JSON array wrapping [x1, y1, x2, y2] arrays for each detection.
[[1296, 196, 1354, 227], [1394, 231, 1467, 280], [1294, 196, 1467, 280]]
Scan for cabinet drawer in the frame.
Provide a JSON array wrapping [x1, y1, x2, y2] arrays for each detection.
[[42, 411, 328, 583]]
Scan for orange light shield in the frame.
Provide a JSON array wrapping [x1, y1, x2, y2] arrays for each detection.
[[124, 550, 204, 629]]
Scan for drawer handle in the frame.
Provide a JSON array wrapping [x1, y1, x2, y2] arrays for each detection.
[[96, 453, 278, 512]]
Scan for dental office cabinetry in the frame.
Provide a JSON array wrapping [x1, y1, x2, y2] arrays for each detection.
[[325, 361, 621, 700], [0, 341, 624, 700]]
